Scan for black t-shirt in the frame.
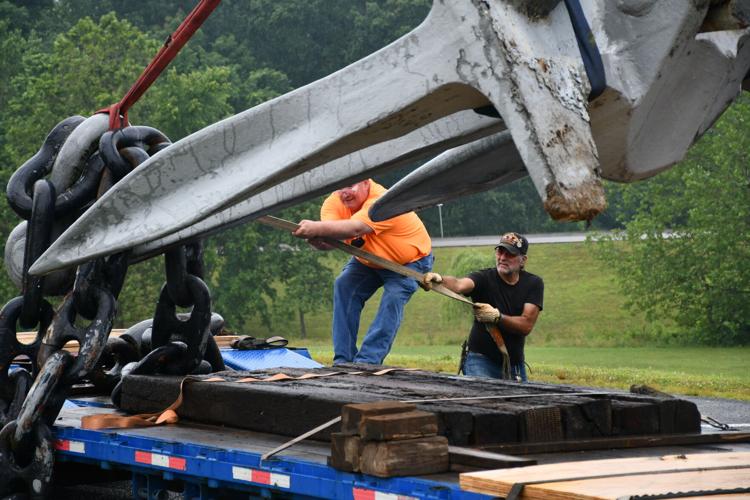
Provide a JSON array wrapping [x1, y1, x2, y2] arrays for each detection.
[[467, 268, 544, 367]]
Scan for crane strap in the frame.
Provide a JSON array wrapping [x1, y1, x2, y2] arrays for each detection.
[[100, 0, 222, 130]]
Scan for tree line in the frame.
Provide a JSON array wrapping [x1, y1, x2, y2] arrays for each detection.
[[1, 0, 747, 344]]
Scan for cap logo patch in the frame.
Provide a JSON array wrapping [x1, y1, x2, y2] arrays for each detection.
[[501, 233, 522, 248]]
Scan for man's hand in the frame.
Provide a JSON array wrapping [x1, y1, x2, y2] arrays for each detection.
[[292, 219, 321, 239], [419, 272, 443, 291], [473, 303, 501, 324]]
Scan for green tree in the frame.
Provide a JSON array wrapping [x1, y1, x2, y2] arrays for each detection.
[[0, 1, 35, 34], [348, 0, 431, 62], [1, 14, 160, 163], [591, 95, 750, 345], [114, 257, 164, 327], [205, 199, 334, 337], [272, 202, 335, 338], [136, 65, 235, 140], [205, 224, 280, 333]]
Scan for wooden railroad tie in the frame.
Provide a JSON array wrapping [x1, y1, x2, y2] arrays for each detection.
[[330, 400, 449, 477]]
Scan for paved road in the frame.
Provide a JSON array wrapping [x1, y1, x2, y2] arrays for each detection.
[[432, 232, 589, 247], [685, 395, 750, 431], [431, 231, 679, 247]]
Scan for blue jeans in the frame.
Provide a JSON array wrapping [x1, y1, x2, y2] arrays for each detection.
[[332, 254, 434, 365], [463, 351, 527, 382]]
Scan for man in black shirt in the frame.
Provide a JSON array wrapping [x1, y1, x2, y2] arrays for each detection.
[[421, 232, 544, 381]]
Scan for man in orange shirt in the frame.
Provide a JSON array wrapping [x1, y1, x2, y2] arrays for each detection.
[[293, 179, 433, 365]]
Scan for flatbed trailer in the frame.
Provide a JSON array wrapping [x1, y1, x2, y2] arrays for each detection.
[[53, 397, 750, 500], [53, 398, 493, 499]]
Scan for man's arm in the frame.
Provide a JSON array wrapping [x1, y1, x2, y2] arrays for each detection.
[[422, 273, 475, 295], [293, 219, 373, 240], [502, 303, 541, 336]]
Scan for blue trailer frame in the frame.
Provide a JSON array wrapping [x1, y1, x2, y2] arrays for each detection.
[[53, 401, 494, 500]]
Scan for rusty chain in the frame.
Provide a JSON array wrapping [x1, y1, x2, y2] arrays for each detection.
[[0, 116, 222, 498]]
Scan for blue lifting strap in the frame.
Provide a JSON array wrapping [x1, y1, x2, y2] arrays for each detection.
[[564, 0, 606, 100]]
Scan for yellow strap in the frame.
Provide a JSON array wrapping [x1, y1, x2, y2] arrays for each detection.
[[485, 324, 512, 380]]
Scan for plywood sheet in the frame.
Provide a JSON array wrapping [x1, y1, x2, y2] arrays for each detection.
[[460, 452, 750, 499]]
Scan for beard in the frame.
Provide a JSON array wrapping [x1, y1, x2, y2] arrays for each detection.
[[497, 260, 521, 276]]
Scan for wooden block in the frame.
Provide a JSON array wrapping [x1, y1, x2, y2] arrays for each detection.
[[359, 410, 437, 441], [671, 399, 701, 434], [558, 398, 612, 439], [432, 406, 475, 446], [120, 375, 347, 440], [360, 436, 449, 478], [612, 401, 659, 436], [340, 400, 415, 435], [119, 369, 700, 447], [522, 406, 563, 442], [470, 409, 520, 445], [577, 397, 612, 437], [329, 432, 362, 472]]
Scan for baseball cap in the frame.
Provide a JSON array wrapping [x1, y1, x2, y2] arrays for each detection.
[[495, 232, 528, 256]]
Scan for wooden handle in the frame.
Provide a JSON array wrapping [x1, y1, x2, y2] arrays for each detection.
[[256, 215, 474, 305]]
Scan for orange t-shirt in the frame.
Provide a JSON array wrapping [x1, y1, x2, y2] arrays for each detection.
[[320, 180, 432, 267]]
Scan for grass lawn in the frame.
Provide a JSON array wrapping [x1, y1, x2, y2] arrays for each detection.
[[270, 242, 685, 346]]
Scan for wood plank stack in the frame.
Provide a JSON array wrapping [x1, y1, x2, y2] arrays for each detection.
[[330, 401, 449, 477], [459, 451, 750, 499], [118, 365, 701, 447]]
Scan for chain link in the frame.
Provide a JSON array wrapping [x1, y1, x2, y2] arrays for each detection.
[[0, 419, 55, 499], [0, 114, 224, 497], [19, 181, 55, 330], [0, 297, 53, 429], [109, 241, 225, 406], [6, 117, 84, 220]]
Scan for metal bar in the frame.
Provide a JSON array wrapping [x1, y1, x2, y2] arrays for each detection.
[[481, 431, 750, 455], [117, 0, 222, 119], [260, 416, 341, 461]]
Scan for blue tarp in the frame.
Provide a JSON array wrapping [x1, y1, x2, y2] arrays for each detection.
[[220, 347, 323, 371]]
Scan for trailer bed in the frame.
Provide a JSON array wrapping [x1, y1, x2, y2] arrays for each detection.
[[54, 399, 490, 499], [53, 398, 750, 499]]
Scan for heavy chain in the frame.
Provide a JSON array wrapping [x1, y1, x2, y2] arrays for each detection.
[[110, 242, 225, 406], [0, 115, 223, 498]]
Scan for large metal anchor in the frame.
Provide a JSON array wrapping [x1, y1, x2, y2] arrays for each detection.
[[31, 0, 605, 275], [371, 0, 750, 220], [129, 110, 505, 260]]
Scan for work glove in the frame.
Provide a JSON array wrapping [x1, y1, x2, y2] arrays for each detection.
[[419, 272, 443, 291], [473, 302, 501, 324]]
